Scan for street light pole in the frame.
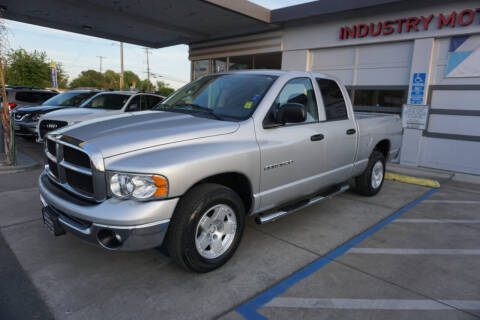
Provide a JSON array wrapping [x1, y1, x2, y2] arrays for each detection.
[[120, 42, 124, 90], [96, 55, 106, 73], [144, 47, 151, 91]]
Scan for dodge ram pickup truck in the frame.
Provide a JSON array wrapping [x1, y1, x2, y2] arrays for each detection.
[[39, 70, 402, 272]]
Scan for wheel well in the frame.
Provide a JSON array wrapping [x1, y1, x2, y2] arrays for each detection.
[[374, 140, 390, 160], [191, 173, 253, 214]]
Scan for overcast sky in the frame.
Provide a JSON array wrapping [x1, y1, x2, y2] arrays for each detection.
[[4, 0, 313, 89]]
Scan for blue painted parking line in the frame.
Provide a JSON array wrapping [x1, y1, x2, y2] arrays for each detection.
[[236, 188, 440, 320]]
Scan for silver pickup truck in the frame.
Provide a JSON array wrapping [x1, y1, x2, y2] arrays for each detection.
[[39, 70, 402, 272]]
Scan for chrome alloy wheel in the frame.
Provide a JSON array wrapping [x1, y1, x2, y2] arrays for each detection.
[[195, 204, 237, 259], [371, 160, 384, 189]]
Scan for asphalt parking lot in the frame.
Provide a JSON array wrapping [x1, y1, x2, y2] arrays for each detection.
[[1, 138, 480, 320]]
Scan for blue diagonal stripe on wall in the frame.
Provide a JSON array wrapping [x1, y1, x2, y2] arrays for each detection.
[[446, 51, 473, 75]]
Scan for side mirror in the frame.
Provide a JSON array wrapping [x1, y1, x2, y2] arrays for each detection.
[[276, 102, 306, 124]]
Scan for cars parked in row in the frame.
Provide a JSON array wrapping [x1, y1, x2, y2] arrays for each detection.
[[12, 89, 99, 138], [39, 70, 402, 272], [3, 87, 58, 110], [37, 91, 164, 141]]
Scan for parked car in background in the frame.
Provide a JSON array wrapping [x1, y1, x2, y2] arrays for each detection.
[[39, 70, 402, 272], [12, 89, 99, 138], [3, 87, 58, 110], [37, 91, 164, 141]]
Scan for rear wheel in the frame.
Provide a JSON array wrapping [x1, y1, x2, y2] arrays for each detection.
[[354, 150, 385, 196], [165, 183, 245, 273]]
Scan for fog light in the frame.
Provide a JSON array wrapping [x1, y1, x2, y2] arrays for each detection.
[[97, 229, 123, 249]]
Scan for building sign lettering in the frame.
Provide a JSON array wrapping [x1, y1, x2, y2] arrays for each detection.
[[339, 8, 480, 40]]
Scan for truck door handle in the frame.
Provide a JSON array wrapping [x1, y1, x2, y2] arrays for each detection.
[[311, 134, 325, 141], [346, 129, 356, 135]]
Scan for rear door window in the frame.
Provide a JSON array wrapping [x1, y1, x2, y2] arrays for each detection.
[[145, 95, 163, 110], [15, 91, 56, 103], [316, 79, 349, 121]]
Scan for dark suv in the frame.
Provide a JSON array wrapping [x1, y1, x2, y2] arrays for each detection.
[[12, 89, 99, 138], [4, 87, 58, 110]]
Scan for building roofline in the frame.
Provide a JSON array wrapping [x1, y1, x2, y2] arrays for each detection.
[[271, 0, 406, 23]]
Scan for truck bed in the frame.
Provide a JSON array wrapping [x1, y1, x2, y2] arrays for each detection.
[[354, 111, 399, 119], [353, 111, 403, 163]]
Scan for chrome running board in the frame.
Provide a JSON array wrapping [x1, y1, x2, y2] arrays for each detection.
[[255, 185, 350, 224]]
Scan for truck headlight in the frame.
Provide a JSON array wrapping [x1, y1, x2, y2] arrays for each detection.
[[31, 114, 42, 121], [109, 173, 168, 200]]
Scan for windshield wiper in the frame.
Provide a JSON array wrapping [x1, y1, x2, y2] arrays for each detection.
[[174, 103, 223, 120]]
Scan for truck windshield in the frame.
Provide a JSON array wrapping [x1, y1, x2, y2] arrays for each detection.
[[81, 94, 130, 110], [154, 74, 277, 120], [42, 91, 95, 107]]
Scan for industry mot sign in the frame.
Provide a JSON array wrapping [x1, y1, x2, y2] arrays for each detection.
[[339, 8, 480, 40]]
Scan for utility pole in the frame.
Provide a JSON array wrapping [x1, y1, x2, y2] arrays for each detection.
[[96, 55, 106, 73], [144, 47, 151, 91], [119, 42, 124, 90]]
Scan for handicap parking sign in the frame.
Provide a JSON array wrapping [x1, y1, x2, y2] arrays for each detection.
[[409, 73, 426, 105]]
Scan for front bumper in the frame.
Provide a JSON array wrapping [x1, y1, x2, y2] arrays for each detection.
[[14, 121, 37, 136], [38, 170, 179, 250]]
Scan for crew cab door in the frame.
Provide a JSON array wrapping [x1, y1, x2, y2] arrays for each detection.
[[256, 77, 327, 211], [315, 78, 357, 184]]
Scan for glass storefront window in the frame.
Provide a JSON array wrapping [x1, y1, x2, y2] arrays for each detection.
[[212, 58, 227, 73], [353, 89, 406, 107], [229, 55, 253, 70], [193, 60, 209, 79]]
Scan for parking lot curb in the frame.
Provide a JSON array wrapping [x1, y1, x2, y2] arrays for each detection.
[[385, 172, 441, 188], [0, 152, 41, 174]]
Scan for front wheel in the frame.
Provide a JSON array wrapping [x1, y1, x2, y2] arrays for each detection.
[[165, 183, 245, 273], [354, 150, 386, 196]]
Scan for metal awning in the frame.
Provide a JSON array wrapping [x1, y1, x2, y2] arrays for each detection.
[[0, 0, 275, 48]]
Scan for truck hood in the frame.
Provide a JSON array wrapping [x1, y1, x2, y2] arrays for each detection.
[[58, 111, 240, 158], [42, 108, 119, 123]]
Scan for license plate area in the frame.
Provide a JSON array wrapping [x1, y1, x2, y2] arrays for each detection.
[[42, 207, 66, 236]]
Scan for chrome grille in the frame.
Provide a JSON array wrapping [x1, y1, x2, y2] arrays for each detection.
[[44, 135, 106, 202], [39, 120, 68, 139]]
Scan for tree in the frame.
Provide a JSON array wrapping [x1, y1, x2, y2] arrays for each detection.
[[102, 69, 119, 89], [156, 81, 175, 96], [0, 16, 13, 165], [69, 69, 103, 89], [5, 49, 68, 88], [137, 79, 154, 92], [123, 70, 140, 90]]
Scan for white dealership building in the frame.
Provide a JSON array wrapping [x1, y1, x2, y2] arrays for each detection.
[[189, 0, 480, 175]]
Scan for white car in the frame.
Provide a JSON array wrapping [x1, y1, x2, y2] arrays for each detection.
[[37, 91, 164, 141]]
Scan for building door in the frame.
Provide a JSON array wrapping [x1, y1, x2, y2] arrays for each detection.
[[419, 87, 480, 175]]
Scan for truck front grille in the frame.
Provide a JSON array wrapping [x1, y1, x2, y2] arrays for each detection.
[[65, 168, 94, 194], [47, 139, 56, 156], [40, 120, 68, 139], [48, 158, 58, 178], [63, 145, 91, 169], [44, 135, 106, 202]]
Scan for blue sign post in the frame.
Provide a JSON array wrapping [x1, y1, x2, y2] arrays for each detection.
[[409, 72, 426, 105]]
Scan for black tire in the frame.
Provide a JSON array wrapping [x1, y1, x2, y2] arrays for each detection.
[[354, 150, 386, 196], [165, 183, 245, 273]]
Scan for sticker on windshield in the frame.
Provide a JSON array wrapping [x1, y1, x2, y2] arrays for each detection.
[[243, 101, 253, 109], [251, 94, 260, 101]]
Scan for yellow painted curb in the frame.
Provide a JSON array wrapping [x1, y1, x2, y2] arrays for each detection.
[[385, 172, 441, 188]]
